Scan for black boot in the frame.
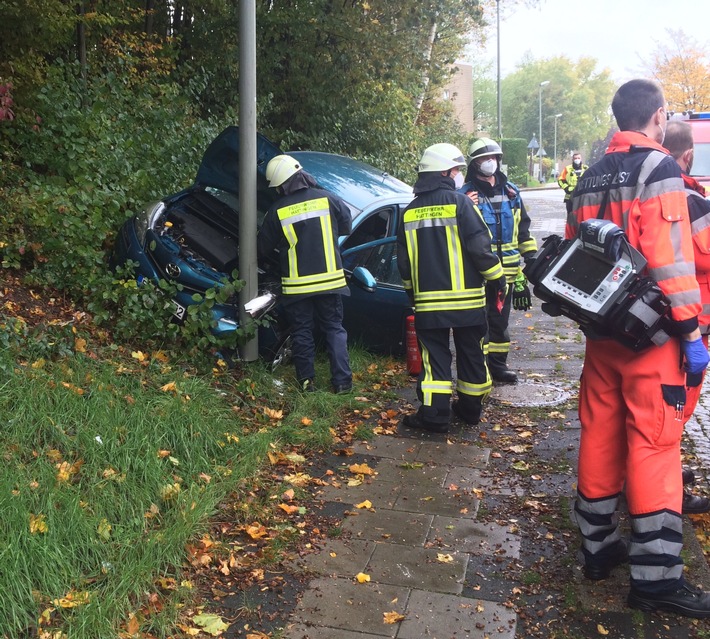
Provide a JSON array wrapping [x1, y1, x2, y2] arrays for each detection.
[[488, 352, 518, 384]]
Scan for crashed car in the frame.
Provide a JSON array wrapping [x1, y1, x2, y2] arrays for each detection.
[[111, 127, 414, 358]]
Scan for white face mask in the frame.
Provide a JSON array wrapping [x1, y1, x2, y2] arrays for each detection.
[[453, 172, 465, 189], [477, 158, 497, 177]]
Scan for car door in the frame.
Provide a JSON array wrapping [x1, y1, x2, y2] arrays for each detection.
[[342, 237, 410, 354]]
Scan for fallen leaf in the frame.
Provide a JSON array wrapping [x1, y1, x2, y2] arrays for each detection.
[[301, 417, 313, 426], [349, 463, 375, 475], [597, 624, 609, 635], [278, 503, 300, 515], [264, 407, 283, 420], [29, 513, 47, 534], [437, 553, 454, 563], [383, 611, 405, 624], [355, 572, 370, 583], [160, 381, 177, 393], [192, 613, 229, 636], [245, 523, 269, 539], [355, 500, 372, 509]]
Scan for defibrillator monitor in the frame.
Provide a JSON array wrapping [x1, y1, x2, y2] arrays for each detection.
[[537, 220, 647, 316]]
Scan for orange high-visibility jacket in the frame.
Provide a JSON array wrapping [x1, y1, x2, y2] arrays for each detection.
[[566, 131, 701, 334]]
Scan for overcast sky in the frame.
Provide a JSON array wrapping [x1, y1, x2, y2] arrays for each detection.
[[477, 0, 708, 82]]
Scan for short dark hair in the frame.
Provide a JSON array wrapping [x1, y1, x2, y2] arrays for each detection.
[[611, 79, 664, 131], [664, 120, 694, 159]]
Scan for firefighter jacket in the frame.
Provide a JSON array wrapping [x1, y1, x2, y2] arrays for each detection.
[[458, 172, 537, 281], [683, 173, 710, 332], [258, 179, 352, 301], [565, 130, 701, 335], [558, 162, 588, 201], [397, 172, 504, 330]]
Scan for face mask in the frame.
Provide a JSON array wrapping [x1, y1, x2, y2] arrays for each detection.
[[573, 160, 582, 169], [477, 158, 497, 177], [453, 172, 465, 189]]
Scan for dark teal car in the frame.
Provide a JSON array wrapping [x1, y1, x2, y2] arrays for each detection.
[[111, 127, 414, 356]]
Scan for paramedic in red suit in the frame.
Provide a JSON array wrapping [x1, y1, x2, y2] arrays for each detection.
[[566, 79, 710, 618], [664, 119, 710, 515]]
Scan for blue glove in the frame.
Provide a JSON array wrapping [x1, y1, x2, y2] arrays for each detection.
[[681, 337, 710, 375]]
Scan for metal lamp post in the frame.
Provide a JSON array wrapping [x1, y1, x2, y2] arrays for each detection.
[[553, 113, 562, 177], [538, 80, 550, 181]]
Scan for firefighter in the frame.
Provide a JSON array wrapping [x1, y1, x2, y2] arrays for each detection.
[[567, 79, 710, 618], [397, 143, 506, 433], [664, 119, 710, 516], [459, 138, 537, 384], [258, 154, 353, 394], [557, 152, 588, 214]]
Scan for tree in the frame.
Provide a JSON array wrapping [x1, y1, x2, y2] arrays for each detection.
[[500, 56, 615, 165], [649, 29, 710, 112]]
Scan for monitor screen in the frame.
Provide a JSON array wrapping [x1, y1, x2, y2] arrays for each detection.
[[554, 248, 612, 296]]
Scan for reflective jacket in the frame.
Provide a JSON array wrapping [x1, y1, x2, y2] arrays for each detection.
[[566, 131, 701, 334], [558, 163, 588, 201], [458, 172, 537, 280], [683, 173, 710, 332], [397, 172, 504, 329], [258, 182, 352, 300]]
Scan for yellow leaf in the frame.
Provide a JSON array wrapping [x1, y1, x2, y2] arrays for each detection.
[[29, 513, 48, 534], [355, 572, 370, 583], [97, 518, 112, 540], [349, 463, 374, 475], [437, 553, 454, 563], [278, 503, 300, 515], [160, 381, 177, 393], [284, 472, 312, 486], [61, 382, 84, 395], [245, 523, 269, 539], [31, 358, 46, 369], [131, 351, 147, 362], [282, 488, 295, 501], [597, 624, 609, 636], [301, 417, 313, 426], [192, 613, 229, 636], [52, 591, 90, 608], [383, 611, 405, 624], [264, 407, 283, 420], [74, 337, 87, 353], [355, 500, 372, 509]]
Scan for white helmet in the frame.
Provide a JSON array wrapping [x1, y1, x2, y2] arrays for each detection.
[[468, 138, 503, 161], [418, 143, 467, 173], [266, 154, 302, 187]]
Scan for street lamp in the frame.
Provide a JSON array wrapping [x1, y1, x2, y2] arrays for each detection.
[[553, 113, 562, 177], [538, 80, 550, 181]]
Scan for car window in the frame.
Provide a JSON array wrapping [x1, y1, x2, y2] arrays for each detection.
[[341, 206, 395, 251], [345, 240, 402, 287], [691, 142, 710, 180]]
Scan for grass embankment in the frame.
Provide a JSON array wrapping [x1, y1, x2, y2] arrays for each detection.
[[0, 339, 404, 638]]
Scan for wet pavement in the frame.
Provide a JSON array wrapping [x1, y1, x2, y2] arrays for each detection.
[[278, 187, 710, 638]]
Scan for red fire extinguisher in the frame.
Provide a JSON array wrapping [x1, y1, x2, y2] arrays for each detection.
[[406, 314, 422, 376]]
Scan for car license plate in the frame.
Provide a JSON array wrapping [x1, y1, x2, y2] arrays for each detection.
[[172, 300, 186, 321]]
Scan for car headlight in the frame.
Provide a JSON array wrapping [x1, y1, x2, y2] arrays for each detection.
[[133, 201, 165, 246]]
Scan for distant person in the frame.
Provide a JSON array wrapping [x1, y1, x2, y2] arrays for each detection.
[[258, 154, 353, 394], [567, 79, 710, 618], [664, 119, 710, 516], [397, 143, 506, 432], [459, 138, 537, 384], [558, 152, 588, 214]]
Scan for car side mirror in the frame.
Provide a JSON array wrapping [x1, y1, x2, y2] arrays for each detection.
[[351, 266, 377, 293]]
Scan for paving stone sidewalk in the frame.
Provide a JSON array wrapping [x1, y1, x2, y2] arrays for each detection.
[[279, 306, 710, 638]]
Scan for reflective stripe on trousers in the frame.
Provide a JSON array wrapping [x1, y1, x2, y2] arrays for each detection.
[[576, 337, 686, 592]]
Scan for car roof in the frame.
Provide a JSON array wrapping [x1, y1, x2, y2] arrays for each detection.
[[193, 126, 412, 212]]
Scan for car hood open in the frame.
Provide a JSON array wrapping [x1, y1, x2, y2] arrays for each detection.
[[194, 126, 282, 194]]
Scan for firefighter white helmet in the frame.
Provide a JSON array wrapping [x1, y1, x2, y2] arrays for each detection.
[[468, 138, 503, 161], [266, 154, 302, 187], [418, 143, 467, 173]]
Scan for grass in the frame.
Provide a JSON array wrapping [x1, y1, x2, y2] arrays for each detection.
[[0, 339, 406, 638]]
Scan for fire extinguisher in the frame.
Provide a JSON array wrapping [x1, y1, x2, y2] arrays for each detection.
[[406, 314, 422, 376]]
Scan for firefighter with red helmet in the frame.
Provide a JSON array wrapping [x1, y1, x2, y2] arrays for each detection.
[[567, 79, 710, 618], [459, 138, 537, 384], [397, 143, 505, 432]]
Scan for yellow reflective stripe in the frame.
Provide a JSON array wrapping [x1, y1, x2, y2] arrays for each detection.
[[403, 279, 412, 289], [416, 298, 486, 312], [446, 226, 465, 291], [487, 341, 509, 354], [403, 204, 457, 225], [482, 263, 504, 280], [421, 380, 453, 393], [416, 288, 485, 301], [420, 344, 433, 406], [320, 214, 337, 273], [276, 197, 330, 222], [519, 238, 538, 253], [284, 225, 299, 278], [456, 378, 492, 398], [405, 227, 420, 292], [282, 270, 346, 295]]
